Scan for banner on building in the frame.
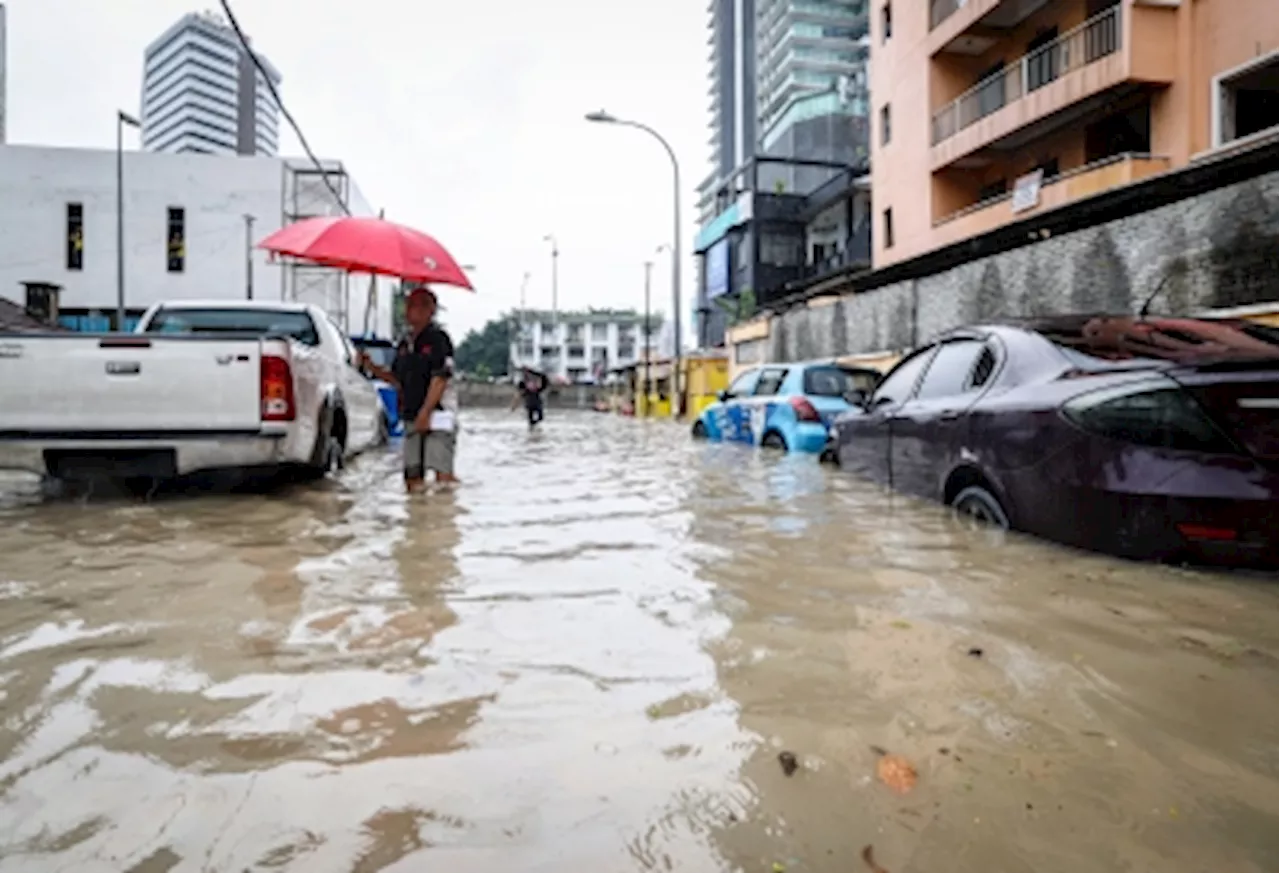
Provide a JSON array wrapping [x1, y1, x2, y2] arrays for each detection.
[[706, 238, 731, 300]]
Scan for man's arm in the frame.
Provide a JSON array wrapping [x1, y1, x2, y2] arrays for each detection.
[[364, 358, 401, 389]]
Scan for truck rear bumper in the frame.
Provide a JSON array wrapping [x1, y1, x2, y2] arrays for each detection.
[[0, 432, 294, 479]]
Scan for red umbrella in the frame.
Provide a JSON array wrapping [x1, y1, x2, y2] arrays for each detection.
[[257, 215, 474, 289]]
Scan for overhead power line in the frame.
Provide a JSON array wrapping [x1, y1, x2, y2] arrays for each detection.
[[217, 0, 350, 216]]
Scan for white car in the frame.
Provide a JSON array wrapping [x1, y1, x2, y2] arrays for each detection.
[[0, 300, 386, 483]]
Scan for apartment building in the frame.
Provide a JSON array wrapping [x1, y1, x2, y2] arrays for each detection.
[[509, 310, 662, 384], [872, 0, 1279, 267]]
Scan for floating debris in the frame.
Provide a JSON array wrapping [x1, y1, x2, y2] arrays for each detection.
[[862, 844, 890, 872], [876, 754, 918, 795], [778, 750, 799, 777]]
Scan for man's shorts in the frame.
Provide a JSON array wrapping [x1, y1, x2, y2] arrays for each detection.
[[404, 430, 456, 479]]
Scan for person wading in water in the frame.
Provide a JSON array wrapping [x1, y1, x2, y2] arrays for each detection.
[[511, 367, 548, 429], [361, 287, 459, 491]]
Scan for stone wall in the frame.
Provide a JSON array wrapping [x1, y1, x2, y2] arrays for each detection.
[[765, 171, 1279, 362]]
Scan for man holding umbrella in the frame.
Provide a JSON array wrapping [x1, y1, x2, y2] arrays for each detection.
[[363, 287, 459, 491]]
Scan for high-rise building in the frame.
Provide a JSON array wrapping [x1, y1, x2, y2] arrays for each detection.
[[756, 0, 870, 158], [707, 0, 758, 180], [140, 11, 282, 157], [696, 0, 873, 343]]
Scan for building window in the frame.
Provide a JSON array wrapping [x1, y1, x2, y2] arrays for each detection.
[[66, 203, 84, 271], [1034, 157, 1060, 181], [882, 208, 895, 249], [881, 2, 892, 41], [591, 323, 608, 341], [166, 207, 185, 273], [880, 104, 891, 145], [1212, 52, 1279, 148]]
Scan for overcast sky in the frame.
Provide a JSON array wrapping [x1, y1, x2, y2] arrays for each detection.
[[6, 0, 708, 339]]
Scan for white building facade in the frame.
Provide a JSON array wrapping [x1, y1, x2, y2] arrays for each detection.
[[141, 12, 282, 157], [509, 310, 662, 384], [0, 144, 393, 337]]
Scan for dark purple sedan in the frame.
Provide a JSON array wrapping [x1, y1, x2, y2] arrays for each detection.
[[832, 315, 1278, 569]]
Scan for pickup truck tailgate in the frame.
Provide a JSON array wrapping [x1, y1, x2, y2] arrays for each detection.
[[0, 336, 265, 433]]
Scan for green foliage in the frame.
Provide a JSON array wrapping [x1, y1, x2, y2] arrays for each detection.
[[714, 288, 757, 325], [455, 314, 514, 376]]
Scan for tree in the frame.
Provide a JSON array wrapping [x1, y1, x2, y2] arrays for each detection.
[[455, 314, 514, 376]]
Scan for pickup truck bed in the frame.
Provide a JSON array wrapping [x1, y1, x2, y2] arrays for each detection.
[[0, 332, 302, 480]]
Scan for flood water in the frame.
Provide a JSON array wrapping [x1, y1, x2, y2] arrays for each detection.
[[0, 411, 1275, 873]]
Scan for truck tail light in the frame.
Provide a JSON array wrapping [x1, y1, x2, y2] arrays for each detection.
[[791, 396, 821, 423], [261, 354, 296, 421]]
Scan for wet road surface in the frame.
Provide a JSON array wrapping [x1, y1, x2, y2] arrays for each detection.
[[0, 411, 1275, 872]]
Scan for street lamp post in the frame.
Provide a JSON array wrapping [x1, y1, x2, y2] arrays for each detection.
[[115, 110, 141, 331], [585, 110, 683, 417], [642, 260, 652, 418], [542, 234, 559, 323], [243, 214, 255, 300]]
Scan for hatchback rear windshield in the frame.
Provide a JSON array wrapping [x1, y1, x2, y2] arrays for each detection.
[[144, 308, 320, 346], [803, 365, 880, 397]]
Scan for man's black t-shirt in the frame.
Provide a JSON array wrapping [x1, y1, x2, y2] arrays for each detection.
[[392, 323, 454, 416]]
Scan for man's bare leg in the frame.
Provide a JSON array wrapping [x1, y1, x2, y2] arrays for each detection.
[[405, 476, 426, 493]]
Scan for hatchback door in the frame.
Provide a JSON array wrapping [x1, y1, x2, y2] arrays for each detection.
[[801, 364, 881, 426], [716, 368, 761, 442]]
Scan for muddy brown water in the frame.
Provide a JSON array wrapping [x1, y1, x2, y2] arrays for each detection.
[[0, 411, 1274, 873]]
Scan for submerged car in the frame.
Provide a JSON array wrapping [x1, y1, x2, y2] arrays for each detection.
[[832, 315, 1278, 568], [692, 360, 881, 453]]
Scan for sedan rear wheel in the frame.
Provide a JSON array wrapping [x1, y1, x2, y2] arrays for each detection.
[[951, 485, 1010, 529]]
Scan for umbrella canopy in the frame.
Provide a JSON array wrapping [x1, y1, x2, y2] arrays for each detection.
[[257, 215, 474, 289]]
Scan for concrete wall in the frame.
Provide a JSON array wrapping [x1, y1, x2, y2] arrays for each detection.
[[760, 170, 1278, 362], [0, 145, 393, 336], [458, 381, 608, 409]]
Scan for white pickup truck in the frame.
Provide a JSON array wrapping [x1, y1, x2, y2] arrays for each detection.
[[0, 300, 387, 483]]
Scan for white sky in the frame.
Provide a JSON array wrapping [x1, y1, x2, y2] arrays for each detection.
[[5, 0, 709, 340]]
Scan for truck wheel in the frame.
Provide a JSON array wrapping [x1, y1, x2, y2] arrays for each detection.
[[303, 407, 343, 480]]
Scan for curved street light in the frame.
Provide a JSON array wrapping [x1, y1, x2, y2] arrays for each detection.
[[542, 234, 559, 322], [585, 109, 684, 417]]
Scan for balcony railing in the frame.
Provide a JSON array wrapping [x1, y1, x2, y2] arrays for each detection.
[[931, 5, 1121, 145], [930, 0, 964, 30]]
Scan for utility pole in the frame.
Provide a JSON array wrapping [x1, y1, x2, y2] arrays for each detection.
[[643, 260, 652, 418], [115, 110, 141, 330], [243, 214, 255, 300], [543, 234, 559, 323]]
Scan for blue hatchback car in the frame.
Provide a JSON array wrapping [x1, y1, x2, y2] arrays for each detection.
[[691, 360, 881, 453]]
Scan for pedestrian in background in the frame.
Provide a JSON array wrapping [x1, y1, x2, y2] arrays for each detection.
[[511, 367, 548, 429], [362, 287, 459, 491]]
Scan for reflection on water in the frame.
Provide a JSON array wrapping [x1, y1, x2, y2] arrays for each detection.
[[0, 413, 1274, 872]]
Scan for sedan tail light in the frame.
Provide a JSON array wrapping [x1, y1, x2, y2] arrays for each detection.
[[1060, 377, 1241, 455], [791, 396, 821, 423]]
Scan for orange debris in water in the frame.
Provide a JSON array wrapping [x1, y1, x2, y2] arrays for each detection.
[[876, 753, 918, 794]]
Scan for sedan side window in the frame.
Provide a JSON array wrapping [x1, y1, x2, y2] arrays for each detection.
[[915, 340, 985, 400], [754, 368, 788, 396], [870, 347, 936, 407]]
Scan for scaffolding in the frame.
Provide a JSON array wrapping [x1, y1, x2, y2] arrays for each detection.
[[280, 159, 351, 330]]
